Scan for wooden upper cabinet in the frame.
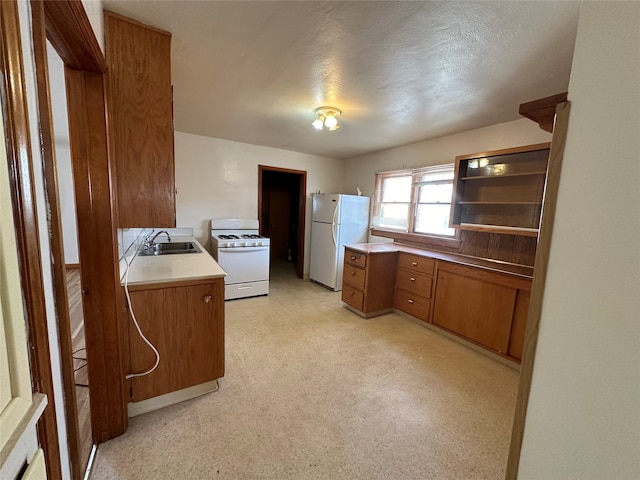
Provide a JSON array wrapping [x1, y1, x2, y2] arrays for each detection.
[[105, 12, 175, 227], [450, 143, 551, 237]]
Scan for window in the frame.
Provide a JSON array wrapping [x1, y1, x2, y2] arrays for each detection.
[[372, 164, 456, 239]]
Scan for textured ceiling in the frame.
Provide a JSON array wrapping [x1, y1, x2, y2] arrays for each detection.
[[102, 1, 580, 159]]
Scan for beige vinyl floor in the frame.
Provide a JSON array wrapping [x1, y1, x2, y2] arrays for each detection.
[[90, 259, 519, 480]]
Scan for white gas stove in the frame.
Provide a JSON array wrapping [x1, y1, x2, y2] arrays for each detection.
[[210, 219, 270, 300]]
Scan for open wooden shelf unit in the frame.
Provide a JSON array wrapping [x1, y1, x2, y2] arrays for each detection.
[[450, 143, 551, 236]]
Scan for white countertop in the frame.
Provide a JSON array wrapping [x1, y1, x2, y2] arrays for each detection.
[[122, 236, 226, 286]]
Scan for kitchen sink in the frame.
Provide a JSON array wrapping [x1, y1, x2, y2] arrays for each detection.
[[138, 241, 201, 256]]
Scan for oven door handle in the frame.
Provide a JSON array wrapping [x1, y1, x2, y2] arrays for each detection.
[[219, 247, 269, 252]]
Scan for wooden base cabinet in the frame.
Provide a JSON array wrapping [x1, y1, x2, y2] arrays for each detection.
[[393, 253, 434, 322], [127, 280, 224, 402], [432, 262, 531, 359], [342, 248, 397, 317]]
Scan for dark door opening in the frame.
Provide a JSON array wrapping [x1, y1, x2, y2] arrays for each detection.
[[258, 166, 306, 279]]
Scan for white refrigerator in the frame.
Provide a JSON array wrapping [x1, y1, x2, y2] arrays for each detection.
[[309, 194, 370, 291]]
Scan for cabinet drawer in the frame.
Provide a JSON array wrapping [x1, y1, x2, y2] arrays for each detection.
[[344, 265, 366, 290], [395, 269, 433, 298], [345, 250, 367, 268], [394, 289, 430, 322], [397, 253, 435, 275], [342, 284, 364, 310]]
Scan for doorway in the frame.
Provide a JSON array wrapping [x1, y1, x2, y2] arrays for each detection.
[[258, 166, 306, 279], [46, 39, 93, 473]]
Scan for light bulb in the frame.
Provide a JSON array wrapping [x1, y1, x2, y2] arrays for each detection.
[[312, 116, 324, 130], [324, 112, 338, 129]]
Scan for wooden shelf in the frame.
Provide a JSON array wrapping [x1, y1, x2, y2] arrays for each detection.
[[450, 144, 550, 237], [461, 171, 547, 180], [458, 201, 542, 205], [459, 223, 539, 237]]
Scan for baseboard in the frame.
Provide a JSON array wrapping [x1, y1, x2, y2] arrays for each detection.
[[128, 379, 220, 417], [65, 263, 80, 270]]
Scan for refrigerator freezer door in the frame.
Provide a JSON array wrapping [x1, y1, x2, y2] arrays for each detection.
[[309, 221, 339, 289], [312, 194, 341, 224]]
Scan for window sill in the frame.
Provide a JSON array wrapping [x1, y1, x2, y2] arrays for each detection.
[[370, 228, 462, 249]]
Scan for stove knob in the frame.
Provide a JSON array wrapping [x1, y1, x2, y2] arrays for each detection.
[[254, 241, 260, 247]]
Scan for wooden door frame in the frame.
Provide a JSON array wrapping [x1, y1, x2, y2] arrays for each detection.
[[0, 2, 63, 478], [39, 0, 127, 444], [258, 165, 307, 279]]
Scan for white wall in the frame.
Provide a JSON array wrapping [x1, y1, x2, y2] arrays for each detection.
[[81, 0, 104, 52], [519, 2, 640, 479], [174, 132, 345, 273]]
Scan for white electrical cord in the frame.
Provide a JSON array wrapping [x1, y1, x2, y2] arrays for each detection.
[[124, 251, 160, 379]]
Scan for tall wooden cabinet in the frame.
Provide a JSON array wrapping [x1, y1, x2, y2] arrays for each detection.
[[127, 280, 225, 403], [105, 12, 176, 227]]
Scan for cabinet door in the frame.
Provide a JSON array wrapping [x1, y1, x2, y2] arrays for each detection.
[[432, 270, 516, 354], [174, 282, 224, 383], [507, 289, 530, 360], [106, 13, 175, 228], [128, 287, 176, 402], [128, 282, 223, 402]]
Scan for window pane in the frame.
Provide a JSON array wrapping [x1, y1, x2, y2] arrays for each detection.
[[415, 204, 455, 236], [376, 203, 409, 230], [381, 176, 412, 203], [419, 182, 453, 203]]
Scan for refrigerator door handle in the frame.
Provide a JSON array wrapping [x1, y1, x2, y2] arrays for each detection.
[[331, 199, 339, 248], [331, 222, 337, 248]]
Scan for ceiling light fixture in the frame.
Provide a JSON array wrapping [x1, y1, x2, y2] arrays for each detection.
[[312, 106, 342, 131]]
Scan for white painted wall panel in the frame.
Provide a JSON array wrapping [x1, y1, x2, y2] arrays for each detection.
[[519, 2, 640, 479], [174, 132, 345, 274]]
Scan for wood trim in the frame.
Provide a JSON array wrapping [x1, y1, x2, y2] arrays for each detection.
[[104, 9, 171, 37], [0, 1, 63, 478], [519, 93, 568, 133], [506, 102, 571, 479], [40, 0, 129, 447], [29, 2, 82, 478], [125, 276, 226, 292], [454, 142, 551, 162], [43, 0, 106, 73], [371, 228, 462, 249], [66, 263, 81, 270], [297, 172, 306, 279], [65, 67, 128, 443]]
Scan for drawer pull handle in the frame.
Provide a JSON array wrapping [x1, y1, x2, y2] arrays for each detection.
[[203, 295, 212, 303], [408, 299, 414, 304], [351, 270, 356, 275], [410, 277, 416, 282], [351, 256, 356, 261], [411, 261, 418, 266]]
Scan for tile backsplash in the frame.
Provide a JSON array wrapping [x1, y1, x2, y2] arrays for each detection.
[[117, 227, 194, 280]]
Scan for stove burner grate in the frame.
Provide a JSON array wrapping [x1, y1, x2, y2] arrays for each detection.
[[218, 234, 240, 240]]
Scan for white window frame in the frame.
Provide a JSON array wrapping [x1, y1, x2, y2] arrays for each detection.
[[372, 164, 461, 247]]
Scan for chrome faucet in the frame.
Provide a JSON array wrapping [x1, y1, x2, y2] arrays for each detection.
[[145, 230, 171, 248]]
